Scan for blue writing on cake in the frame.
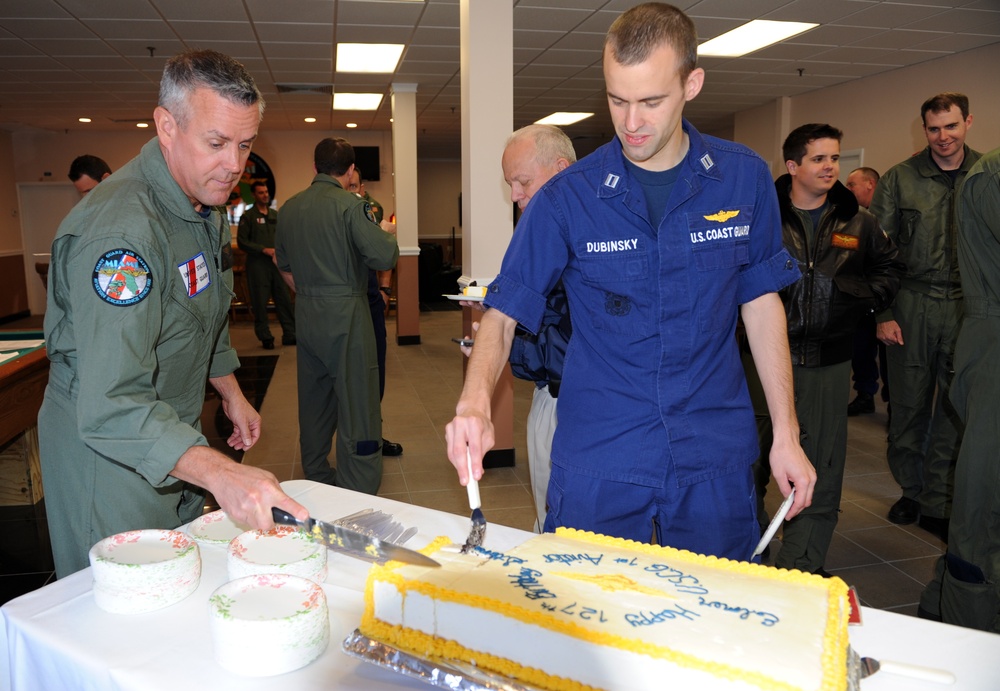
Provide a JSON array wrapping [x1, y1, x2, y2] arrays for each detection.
[[614, 557, 638, 566], [543, 552, 603, 566], [697, 596, 779, 627], [624, 605, 700, 627], [644, 563, 709, 595], [473, 546, 527, 568], [558, 601, 608, 623], [509, 567, 556, 600]]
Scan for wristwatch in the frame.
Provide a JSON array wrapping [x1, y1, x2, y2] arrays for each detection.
[[379, 286, 392, 297]]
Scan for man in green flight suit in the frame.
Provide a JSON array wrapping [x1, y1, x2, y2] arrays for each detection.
[[39, 49, 307, 577], [869, 92, 981, 542], [347, 169, 404, 458], [919, 146, 1000, 632], [237, 180, 295, 349], [276, 138, 399, 494]]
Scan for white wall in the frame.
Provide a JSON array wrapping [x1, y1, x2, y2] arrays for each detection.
[[734, 42, 1000, 174], [9, 128, 397, 215], [417, 158, 462, 242]]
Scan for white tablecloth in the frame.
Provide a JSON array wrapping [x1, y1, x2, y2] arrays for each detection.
[[3, 480, 999, 690]]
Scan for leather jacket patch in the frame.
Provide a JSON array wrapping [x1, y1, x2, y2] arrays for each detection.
[[831, 233, 859, 250]]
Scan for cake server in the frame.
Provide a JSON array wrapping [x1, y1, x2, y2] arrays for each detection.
[[849, 647, 955, 685], [271, 508, 440, 568], [459, 447, 487, 554]]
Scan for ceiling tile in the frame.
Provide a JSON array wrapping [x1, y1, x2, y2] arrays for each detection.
[[0, 0, 994, 156]]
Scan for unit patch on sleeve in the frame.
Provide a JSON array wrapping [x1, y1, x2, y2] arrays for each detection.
[[177, 252, 212, 297], [92, 249, 152, 306], [363, 201, 376, 224]]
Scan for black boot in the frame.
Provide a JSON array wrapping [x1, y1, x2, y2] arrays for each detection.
[[847, 392, 875, 416]]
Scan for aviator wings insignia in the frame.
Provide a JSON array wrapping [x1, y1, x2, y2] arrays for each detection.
[[703, 210, 740, 223]]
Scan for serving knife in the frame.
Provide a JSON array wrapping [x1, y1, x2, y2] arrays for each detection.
[[459, 447, 487, 554], [752, 487, 795, 559], [271, 507, 440, 568]]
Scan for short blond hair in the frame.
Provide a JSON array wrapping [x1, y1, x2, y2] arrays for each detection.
[[605, 3, 698, 82]]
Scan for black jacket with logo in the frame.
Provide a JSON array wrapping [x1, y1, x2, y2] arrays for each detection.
[[776, 175, 905, 367]]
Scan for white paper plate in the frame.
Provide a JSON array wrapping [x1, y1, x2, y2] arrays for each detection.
[[89, 529, 201, 614], [443, 294, 484, 302], [210, 574, 330, 677], [187, 510, 249, 545], [228, 527, 328, 584]]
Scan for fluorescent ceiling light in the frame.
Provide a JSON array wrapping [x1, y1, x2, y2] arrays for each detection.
[[337, 43, 404, 73], [698, 20, 817, 57], [535, 112, 593, 126], [333, 93, 384, 111]]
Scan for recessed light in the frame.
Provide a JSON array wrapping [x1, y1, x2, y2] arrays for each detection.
[[78, 117, 91, 123], [535, 112, 593, 126], [304, 117, 316, 123], [333, 93, 383, 111], [698, 20, 818, 57], [136, 122, 149, 128], [346, 123, 358, 129], [336, 43, 404, 73]]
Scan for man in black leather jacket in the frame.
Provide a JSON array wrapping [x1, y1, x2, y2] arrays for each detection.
[[755, 123, 904, 575]]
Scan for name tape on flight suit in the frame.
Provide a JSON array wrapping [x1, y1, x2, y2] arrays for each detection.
[[178, 252, 212, 297], [691, 210, 748, 244]]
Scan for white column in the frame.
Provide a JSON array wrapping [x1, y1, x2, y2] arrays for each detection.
[[459, 0, 515, 468], [460, 0, 513, 286], [389, 82, 421, 344]]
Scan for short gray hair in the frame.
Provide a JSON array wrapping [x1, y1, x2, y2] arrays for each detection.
[[159, 50, 264, 129], [506, 124, 577, 166]]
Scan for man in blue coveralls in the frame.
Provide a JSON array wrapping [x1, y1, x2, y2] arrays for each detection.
[[445, 2, 815, 560]]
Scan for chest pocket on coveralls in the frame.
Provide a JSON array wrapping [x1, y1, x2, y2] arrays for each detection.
[[162, 258, 217, 343], [895, 208, 939, 279], [687, 207, 751, 333], [577, 239, 648, 336]]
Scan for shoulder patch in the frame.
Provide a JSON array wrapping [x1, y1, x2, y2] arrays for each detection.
[[93, 249, 153, 306], [363, 201, 376, 224]]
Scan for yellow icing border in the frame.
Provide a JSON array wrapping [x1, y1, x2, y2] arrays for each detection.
[[361, 530, 849, 691]]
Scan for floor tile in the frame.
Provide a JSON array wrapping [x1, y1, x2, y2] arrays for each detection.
[[840, 525, 942, 562], [838, 562, 928, 610]]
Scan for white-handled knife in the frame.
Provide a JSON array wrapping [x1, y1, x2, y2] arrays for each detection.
[[753, 487, 796, 558]]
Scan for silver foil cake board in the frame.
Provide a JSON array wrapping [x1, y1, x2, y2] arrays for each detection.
[[343, 630, 860, 691]]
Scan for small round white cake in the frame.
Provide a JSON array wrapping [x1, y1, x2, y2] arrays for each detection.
[[209, 574, 330, 676], [89, 529, 201, 614], [227, 527, 328, 584]]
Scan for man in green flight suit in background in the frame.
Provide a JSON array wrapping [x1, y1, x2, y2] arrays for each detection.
[[39, 49, 308, 578], [348, 168, 404, 459], [276, 138, 399, 494], [237, 180, 295, 349], [920, 145, 1000, 632], [869, 92, 981, 542]]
